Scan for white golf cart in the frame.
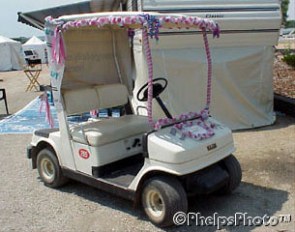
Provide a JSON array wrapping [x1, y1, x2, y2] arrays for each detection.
[[27, 12, 242, 227]]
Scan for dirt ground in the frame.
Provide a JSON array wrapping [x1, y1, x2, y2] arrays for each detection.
[[0, 68, 294, 232], [0, 66, 50, 116], [273, 52, 295, 99]]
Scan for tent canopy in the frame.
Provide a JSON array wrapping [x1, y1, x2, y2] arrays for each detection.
[[24, 36, 45, 45], [17, 0, 126, 30], [22, 36, 47, 63], [0, 35, 20, 44], [0, 36, 23, 71]]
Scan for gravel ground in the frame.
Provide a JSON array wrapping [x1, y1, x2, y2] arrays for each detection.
[[0, 116, 294, 232], [0, 69, 294, 232]]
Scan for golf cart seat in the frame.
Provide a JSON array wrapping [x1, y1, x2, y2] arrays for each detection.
[[70, 115, 150, 146], [63, 84, 151, 146]]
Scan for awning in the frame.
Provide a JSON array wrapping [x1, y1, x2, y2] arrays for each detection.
[[17, 0, 125, 30]]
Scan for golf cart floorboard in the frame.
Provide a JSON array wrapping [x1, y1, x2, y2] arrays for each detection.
[[102, 161, 144, 187], [91, 154, 144, 188], [63, 155, 144, 200]]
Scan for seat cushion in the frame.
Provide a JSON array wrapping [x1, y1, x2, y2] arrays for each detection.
[[71, 115, 150, 146]]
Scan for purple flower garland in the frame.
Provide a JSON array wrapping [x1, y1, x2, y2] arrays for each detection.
[[155, 109, 215, 141]]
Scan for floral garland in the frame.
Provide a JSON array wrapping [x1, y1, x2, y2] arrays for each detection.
[[154, 108, 215, 141], [142, 28, 155, 127], [171, 116, 215, 141], [154, 109, 208, 129], [45, 14, 219, 32]]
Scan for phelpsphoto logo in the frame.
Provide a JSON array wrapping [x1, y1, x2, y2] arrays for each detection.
[[173, 212, 292, 230]]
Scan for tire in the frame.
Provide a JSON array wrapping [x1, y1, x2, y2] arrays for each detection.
[[218, 155, 242, 195], [141, 176, 188, 227], [37, 148, 68, 188]]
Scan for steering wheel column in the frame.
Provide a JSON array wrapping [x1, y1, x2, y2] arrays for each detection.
[[154, 96, 172, 119]]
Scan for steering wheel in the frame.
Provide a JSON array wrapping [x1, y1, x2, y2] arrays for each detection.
[[136, 77, 168, 102]]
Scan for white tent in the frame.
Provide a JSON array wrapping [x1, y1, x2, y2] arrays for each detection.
[[0, 35, 23, 71], [22, 36, 47, 63]]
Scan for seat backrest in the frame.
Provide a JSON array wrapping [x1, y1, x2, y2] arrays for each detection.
[[95, 84, 128, 109], [63, 83, 128, 115]]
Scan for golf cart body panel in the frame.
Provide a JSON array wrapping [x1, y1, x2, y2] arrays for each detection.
[[71, 133, 145, 175], [147, 118, 235, 164], [28, 130, 63, 168]]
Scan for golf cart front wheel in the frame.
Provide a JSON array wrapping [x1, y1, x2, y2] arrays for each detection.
[[218, 154, 242, 194], [141, 176, 188, 227], [37, 148, 68, 188]]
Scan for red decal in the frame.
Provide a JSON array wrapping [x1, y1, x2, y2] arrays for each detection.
[[78, 149, 90, 159]]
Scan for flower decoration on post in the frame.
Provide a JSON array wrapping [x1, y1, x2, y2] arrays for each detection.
[[141, 14, 160, 40], [142, 28, 155, 127]]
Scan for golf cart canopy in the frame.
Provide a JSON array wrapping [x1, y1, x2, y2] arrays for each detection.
[[46, 12, 219, 90]]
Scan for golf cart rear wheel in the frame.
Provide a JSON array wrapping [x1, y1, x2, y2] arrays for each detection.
[[37, 148, 68, 188], [218, 155, 242, 194], [141, 176, 188, 227]]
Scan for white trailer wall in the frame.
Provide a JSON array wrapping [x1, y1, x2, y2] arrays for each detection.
[[128, 0, 281, 130]]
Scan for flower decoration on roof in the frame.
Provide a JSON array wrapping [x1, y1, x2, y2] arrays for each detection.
[[46, 13, 220, 64], [46, 13, 220, 37], [141, 14, 160, 40]]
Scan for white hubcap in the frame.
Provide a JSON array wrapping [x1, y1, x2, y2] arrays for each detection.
[[145, 189, 164, 218], [40, 157, 55, 182]]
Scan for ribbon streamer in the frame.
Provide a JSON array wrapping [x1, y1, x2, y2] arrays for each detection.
[[52, 27, 66, 64], [39, 93, 54, 128]]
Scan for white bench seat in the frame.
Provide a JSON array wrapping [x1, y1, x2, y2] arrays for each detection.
[[71, 115, 150, 146]]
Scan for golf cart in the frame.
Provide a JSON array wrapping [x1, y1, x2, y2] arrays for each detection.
[[27, 12, 242, 227]]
